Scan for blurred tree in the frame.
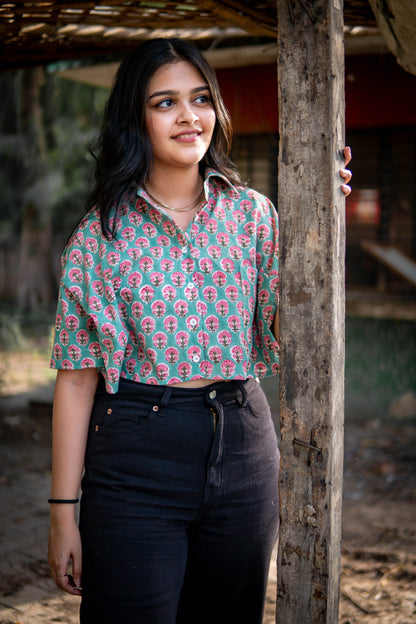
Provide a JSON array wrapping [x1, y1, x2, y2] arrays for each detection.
[[0, 71, 25, 236], [18, 67, 56, 310], [0, 65, 108, 311]]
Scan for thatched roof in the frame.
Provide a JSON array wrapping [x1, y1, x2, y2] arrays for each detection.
[[1, 1, 415, 74], [0, 0, 377, 69]]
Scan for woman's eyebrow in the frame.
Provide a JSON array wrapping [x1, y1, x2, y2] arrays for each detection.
[[147, 85, 210, 101]]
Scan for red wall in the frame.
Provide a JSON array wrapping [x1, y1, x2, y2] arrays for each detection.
[[217, 64, 278, 135], [216, 55, 416, 134]]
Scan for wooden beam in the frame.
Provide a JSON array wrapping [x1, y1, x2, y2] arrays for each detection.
[[361, 241, 416, 287], [199, 0, 277, 37], [56, 43, 278, 88], [276, 0, 346, 622], [369, 0, 416, 75]]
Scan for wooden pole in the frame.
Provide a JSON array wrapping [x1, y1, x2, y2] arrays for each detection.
[[276, 1, 346, 622]]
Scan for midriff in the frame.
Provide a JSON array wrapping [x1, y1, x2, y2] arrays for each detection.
[[169, 379, 230, 389]]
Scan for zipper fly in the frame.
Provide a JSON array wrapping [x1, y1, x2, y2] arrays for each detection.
[[210, 407, 218, 433]]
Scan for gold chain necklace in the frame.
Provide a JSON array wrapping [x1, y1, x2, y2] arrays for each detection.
[[144, 185, 205, 213]]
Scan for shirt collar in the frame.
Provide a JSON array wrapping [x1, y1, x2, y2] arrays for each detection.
[[136, 168, 240, 206], [204, 168, 240, 198]]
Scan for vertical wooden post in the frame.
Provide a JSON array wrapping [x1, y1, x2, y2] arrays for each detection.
[[276, 1, 346, 623]]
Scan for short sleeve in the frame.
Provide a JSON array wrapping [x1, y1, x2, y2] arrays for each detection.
[[250, 194, 279, 376], [50, 217, 105, 372], [50, 280, 104, 371], [49, 212, 127, 393]]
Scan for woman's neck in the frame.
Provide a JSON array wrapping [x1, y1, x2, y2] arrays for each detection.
[[145, 165, 203, 210]]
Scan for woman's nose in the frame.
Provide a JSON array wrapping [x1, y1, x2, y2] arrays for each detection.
[[178, 104, 199, 124]]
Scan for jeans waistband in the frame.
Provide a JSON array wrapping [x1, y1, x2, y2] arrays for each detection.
[[96, 376, 258, 407]]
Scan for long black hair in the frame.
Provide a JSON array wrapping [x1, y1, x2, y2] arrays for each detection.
[[86, 38, 241, 239]]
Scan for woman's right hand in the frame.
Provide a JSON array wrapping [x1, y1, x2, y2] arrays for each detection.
[[48, 514, 83, 596], [48, 368, 99, 596]]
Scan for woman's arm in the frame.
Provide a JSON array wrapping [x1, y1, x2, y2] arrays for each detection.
[[48, 368, 99, 596]]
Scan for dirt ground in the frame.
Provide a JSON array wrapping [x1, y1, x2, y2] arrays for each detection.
[[0, 348, 415, 624]]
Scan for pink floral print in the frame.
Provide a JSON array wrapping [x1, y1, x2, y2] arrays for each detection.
[[50, 170, 279, 393]]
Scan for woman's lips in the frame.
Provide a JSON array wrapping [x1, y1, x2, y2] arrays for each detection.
[[173, 131, 201, 142]]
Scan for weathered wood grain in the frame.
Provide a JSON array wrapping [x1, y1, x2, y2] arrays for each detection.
[[369, 0, 416, 75], [276, 0, 346, 622]]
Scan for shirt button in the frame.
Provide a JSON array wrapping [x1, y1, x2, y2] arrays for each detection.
[[182, 246, 187, 254], [189, 318, 197, 327], [187, 282, 195, 289], [192, 355, 200, 363]]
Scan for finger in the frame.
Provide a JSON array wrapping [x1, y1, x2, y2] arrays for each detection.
[[341, 184, 351, 197], [343, 146, 352, 166], [68, 574, 83, 594], [72, 551, 83, 590], [55, 572, 82, 596], [50, 553, 81, 596], [340, 168, 352, 184]]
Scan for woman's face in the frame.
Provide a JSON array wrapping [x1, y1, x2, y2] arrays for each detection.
[[145, 61, 216, 173]]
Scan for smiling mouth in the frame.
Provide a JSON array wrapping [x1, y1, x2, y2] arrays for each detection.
[[173, 131, 201, 139]]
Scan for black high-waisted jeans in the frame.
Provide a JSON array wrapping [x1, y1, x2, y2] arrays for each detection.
[[79, 376, 280, 624]]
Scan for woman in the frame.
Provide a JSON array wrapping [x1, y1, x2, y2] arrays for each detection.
[[48, 38, 352, 624]]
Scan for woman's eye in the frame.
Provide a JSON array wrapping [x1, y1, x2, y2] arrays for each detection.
[[195, 94, 210, 104], [156, 98, 174, 109]]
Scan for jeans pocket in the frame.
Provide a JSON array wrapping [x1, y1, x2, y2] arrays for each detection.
[[245, 385, 271, 418], [91, 397, 154, 433]]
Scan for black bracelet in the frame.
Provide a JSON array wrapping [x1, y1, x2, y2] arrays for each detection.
[[48, 498, 79, 504]]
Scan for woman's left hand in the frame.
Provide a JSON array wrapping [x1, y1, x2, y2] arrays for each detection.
[[340, 146, 352, 196]]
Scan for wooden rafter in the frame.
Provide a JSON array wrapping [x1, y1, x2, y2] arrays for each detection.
[[0, 0, 381, 69], [369, 0, 416, 74], [199, 0, 277, 36]]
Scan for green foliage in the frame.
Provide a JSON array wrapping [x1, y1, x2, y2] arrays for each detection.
[[0, 67, 111, 313], [0, 68, 109, 237], [45, 74, 109, 233], [345, 317, 416, 420], [0, 313, 27, 351], [0, 141, 26, 234]]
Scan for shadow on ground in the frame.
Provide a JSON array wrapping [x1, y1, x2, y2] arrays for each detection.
[[0, 317, 415, 623]]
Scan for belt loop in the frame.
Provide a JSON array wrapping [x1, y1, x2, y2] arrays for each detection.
[[157, 385, 173, 416], [237, 380, 248, 407]]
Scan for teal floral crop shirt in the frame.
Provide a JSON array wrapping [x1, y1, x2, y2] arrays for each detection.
[[50, 170, 279, 393]]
